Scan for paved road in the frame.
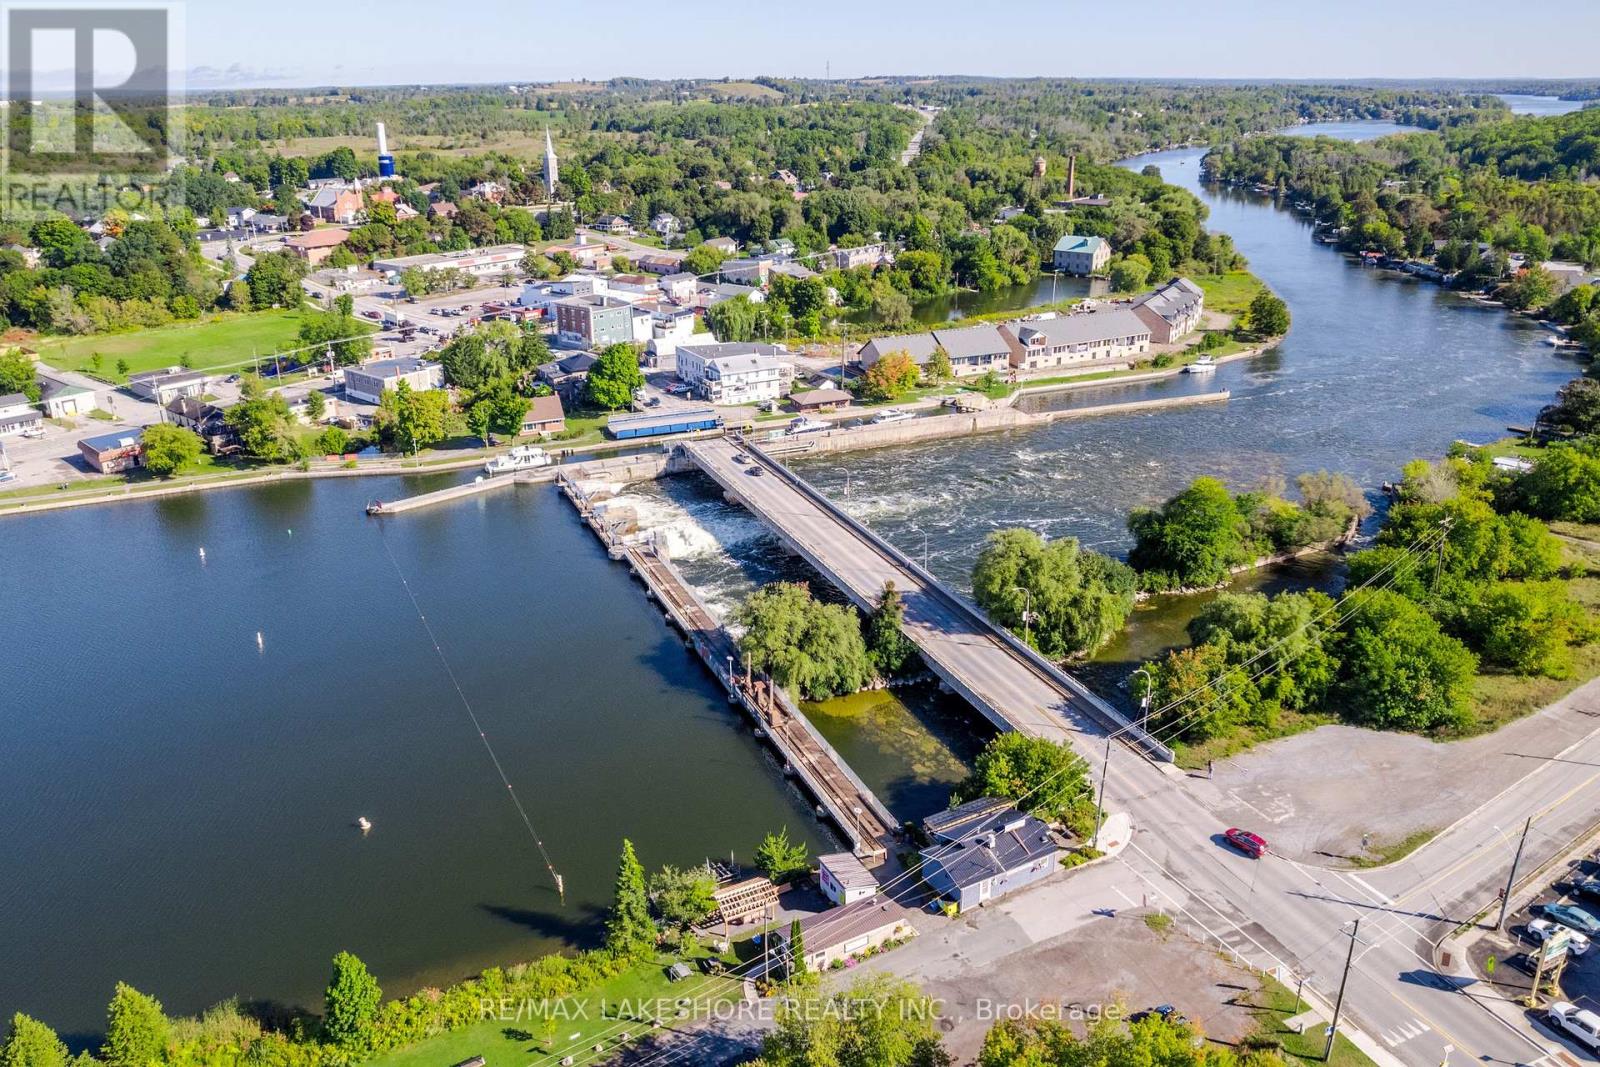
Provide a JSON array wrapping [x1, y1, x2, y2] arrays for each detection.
[[685, 434, 1600, 1066], [682, 436, 1122, 751]]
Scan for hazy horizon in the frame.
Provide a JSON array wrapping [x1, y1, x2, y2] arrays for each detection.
[[161, 0, 1600, 90]]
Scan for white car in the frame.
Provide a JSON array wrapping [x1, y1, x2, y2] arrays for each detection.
[[1529, 917, 1590, 954], [1549, 1002, 1600, 1052]]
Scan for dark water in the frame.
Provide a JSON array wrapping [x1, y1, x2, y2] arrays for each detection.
[[0, 475, 833, 1032], [851, 273, 1111, 327], [793, 122, 1580, 645]]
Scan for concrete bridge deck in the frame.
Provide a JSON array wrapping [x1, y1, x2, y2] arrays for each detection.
[[680, 436, 1172, 764]]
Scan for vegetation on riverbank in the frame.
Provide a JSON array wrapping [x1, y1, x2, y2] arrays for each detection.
[[1134, 449, 1600, 763], [1127, 473, 1368, 592]]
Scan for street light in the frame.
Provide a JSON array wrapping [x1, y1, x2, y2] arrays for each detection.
[[1009, 585, 1034, 645], [832, 466, 852, 498], [1133, 667, 1153, 732]]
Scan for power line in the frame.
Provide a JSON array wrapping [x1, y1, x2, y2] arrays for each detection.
[[373, 518, 565, 901]]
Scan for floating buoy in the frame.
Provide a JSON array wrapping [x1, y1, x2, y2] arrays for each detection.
[[356, 816, 372, 833], [198, 546, 206, 562], [255, 631, 264, 651]]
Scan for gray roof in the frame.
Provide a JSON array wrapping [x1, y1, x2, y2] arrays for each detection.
[[920, 803, 1058, 890], [557, 294, 632, 311], [819, 852, 878, 890], [784, 896, 914, 950], [678, 341, 783, 362], [0, 392, 30, 408], [1012, 308, 1151, 347], [923, 796, 1017, 842], [859, 332, 940, 366], [1131, 277, 1204, 324], [931, 323, 1009, 360], [38, 376, 91, 401], [349, 357, 437, 379], [539, 352, 598, 377]]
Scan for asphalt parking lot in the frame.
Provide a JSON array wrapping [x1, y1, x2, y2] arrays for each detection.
[[1468, 845, 1600, 1057]]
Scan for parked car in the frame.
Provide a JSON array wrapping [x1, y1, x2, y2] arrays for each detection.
[[1535, 902, 1600, 936], [1528, 918, 1590, 954], [1224, 828, 1269, 858], [1505, 952, 1540, 976], [1570, 877, 1600, 902], [1548, 1002, 1600, 1053], [0, 469, 16, 483], [361, 310, 381, 320], [1129, 1005, 1190, 1027]]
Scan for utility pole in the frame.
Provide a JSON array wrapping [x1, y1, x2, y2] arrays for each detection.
[[1133, 667, 1153, 732], [1092, 735, 1112, 849], [1496, 817, 1532, 931], [1431, 517, 1452, 593], [1325, 918, 1359, 1061]]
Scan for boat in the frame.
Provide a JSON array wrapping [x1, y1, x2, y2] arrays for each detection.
[[870, 408, 914, 425], [786, 416, 829, 436], [356, 816, 372, 833], [1184, 355, 1216, 373], [484, 445, 553, 474]]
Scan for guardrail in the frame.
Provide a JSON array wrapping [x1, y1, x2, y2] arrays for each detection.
[[717, 435, 1174, 764]]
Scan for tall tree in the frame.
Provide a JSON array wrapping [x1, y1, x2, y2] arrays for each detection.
[[139, 423, 202, 477], [0, 1015, 67, 1067], [102, 983, 168, 1067], [606, 839, 656, 959], [585, 343, 645, 411], [865, 581, 918, 678], [322, 951, 382, 1052], [785, 918, 809, 983], [754, 827, 810, 883]]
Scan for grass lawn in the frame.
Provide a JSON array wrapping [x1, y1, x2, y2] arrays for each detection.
[[1170, 710, 1335, 771], [1348, 828, 1439, 869], [364, 948, 740, 1067], [1239, 975, 1377, 1067], [34, 310, 310, 380], [1192, 271, 1267, 318]]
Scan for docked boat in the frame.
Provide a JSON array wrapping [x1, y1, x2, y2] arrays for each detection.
[[484, 445, 553, 474], [1184, 355, 1216, 373], [786, 417, 830, 436], [870, 408, 914, 425]]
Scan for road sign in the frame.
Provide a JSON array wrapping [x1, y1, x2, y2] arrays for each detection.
[[1542, 927, 1572, 963]]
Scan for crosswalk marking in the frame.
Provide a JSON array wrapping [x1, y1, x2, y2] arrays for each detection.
[[1381, 1019, 1431, 1045]]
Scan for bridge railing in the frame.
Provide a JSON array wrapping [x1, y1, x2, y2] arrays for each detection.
[[718, 436, 1174, 764]]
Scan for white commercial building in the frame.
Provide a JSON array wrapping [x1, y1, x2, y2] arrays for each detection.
[[675, 342, 792, 405], [343, 357, 443, 405], [372, 244, 526, 279]]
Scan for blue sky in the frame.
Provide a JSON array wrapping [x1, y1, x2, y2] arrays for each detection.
[[180, 0, 1600, 88]]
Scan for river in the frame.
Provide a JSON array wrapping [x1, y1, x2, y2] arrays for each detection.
[[4, 119, 1587, 1036], [0, 475, 835, 1034]]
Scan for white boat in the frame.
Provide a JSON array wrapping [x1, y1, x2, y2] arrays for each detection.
[[786, 417, 829, 436], [870, 408, 914, 425], [356, 816, 372, 833], [484, 445, 553, 474], [1184, 355, 1216, 373]]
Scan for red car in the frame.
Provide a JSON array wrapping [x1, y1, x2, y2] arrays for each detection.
[[1224, 828, 1268, 858]]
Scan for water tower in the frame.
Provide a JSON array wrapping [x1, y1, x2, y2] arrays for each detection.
[[376, 122, 396, 178]]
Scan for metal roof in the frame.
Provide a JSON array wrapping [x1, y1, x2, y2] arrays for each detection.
[[1014, 308, 1151, 347]]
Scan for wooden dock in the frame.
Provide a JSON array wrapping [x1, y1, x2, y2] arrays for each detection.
[[557, 473, 897, 862]]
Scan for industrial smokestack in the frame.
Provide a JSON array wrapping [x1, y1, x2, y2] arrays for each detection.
[[1067, 155, 1076, 200], [376, 122, 389, 156]]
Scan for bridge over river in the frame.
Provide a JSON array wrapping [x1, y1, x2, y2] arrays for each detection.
[[679, 435, 1173, 765]]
